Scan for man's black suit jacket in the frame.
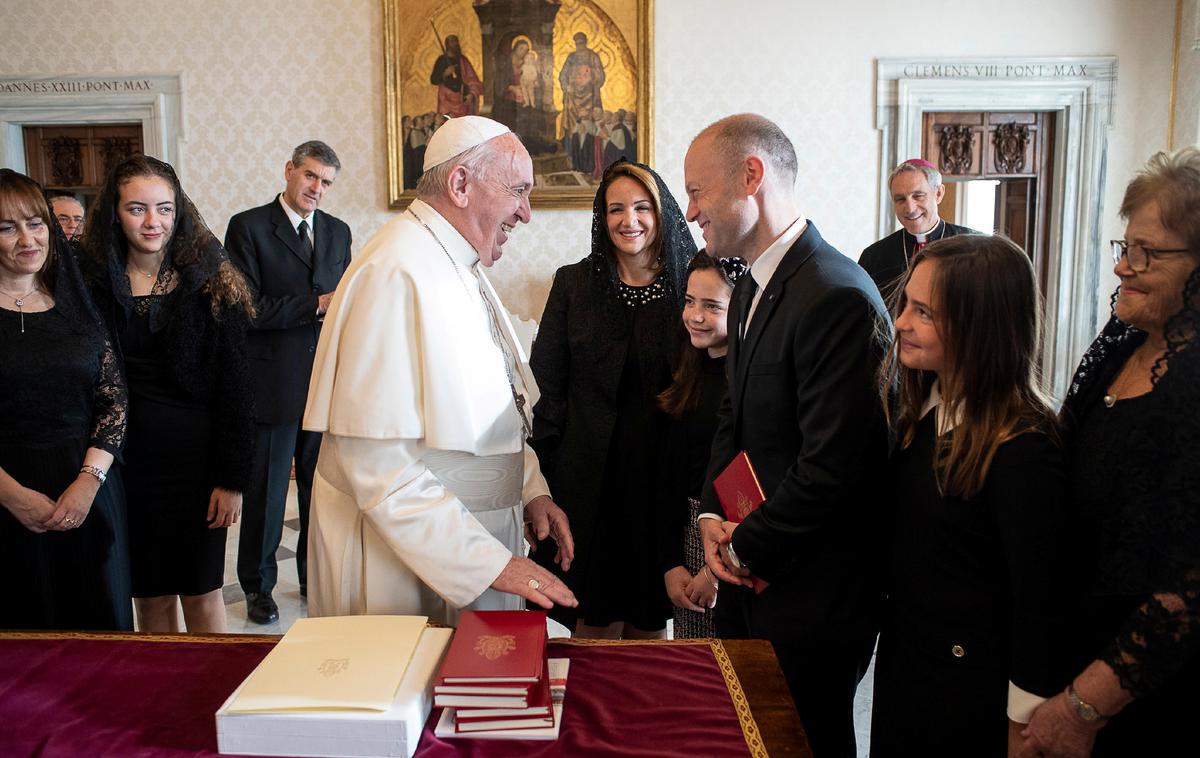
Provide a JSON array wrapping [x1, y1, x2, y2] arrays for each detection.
[[700, 222, 889, 643], [225, 198, 351, 425]]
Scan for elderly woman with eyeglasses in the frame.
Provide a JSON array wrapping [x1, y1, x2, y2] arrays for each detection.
[[1017, 147, 1200, 757]]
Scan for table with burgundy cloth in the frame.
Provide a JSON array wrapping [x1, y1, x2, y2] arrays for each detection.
[[0, 632, 809, 758]]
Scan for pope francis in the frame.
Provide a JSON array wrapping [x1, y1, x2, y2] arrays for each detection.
[[303, 116, 577, 622]]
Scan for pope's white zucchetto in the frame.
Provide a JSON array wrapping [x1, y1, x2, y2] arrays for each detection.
[[422, 115, 512, 172]]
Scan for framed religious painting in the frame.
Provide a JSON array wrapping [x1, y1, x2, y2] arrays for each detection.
[[384, 0, 654, 209]]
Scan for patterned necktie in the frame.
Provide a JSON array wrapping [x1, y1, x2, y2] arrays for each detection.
[[298, 219, 314, 262]]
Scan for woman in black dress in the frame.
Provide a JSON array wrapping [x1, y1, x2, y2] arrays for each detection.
[[83, 156, 254, 633], [1019, 148, 1200, 757], [656, 252, 747, 638], [530, 159, 696, 639], [0, 169, 131, 630], [870, 235, 1073, 756]]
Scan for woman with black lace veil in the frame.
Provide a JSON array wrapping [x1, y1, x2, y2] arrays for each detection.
[[529, 159, 697, 639], [0, 169, 132, 630], [1019, 147, 1200, 756], [82, 156, 254, 634]]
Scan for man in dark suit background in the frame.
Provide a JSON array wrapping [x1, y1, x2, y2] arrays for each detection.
[[859, 158, 976, 302], [685, 114, 889, 757], [225, 140, 352, 624]]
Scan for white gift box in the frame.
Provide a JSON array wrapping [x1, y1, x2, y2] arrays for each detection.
[[216, 626, 452, 758]]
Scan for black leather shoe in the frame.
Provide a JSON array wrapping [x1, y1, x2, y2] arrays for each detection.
[[245, 592, 279, 624]]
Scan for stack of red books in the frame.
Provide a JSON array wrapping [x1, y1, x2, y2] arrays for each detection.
[[433, 610, 561, 735]]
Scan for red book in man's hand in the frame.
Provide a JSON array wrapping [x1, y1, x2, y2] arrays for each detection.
[[713, 451, 765, 522], [712, 451, 769, 593]]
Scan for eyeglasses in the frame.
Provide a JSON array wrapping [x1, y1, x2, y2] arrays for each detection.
[[1110, 240, 1191, 272]]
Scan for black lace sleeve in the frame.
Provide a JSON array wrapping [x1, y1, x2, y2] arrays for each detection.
[[1098, 406, 1200, 699], [1101, 574, 1200, 699], [88, 336, 127, 456], [1095, 348, 1200, 700]]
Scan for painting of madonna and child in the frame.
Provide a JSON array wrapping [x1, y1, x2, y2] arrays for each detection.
[[387, 0, 651, 208]]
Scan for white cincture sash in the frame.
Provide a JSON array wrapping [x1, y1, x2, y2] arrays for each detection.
[[423, 449, 523, 514]]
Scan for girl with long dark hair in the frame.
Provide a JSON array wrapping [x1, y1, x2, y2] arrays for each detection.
[[83, 156, 254, 633], [656, 251, 746, 638], [870, 235, 1073, 755]]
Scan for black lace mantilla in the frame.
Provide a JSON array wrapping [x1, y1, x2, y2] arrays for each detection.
[[586, 158, 697, 310]]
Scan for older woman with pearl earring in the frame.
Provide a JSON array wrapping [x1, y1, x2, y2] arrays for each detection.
[[1019, 148, 1200, 757]]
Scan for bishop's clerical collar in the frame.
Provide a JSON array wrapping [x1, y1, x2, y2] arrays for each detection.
[[904, 218, 944, 244]]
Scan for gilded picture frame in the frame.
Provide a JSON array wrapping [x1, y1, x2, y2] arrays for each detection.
[[384, 0, 654, 209]]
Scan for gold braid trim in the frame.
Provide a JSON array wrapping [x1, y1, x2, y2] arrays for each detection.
[[549, 638, 767, 756], [711, 639, 768, 758], [0, 631, 281, 644]]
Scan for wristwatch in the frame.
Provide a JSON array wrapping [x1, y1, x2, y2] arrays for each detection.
[[79, 464, 107, 484], [1066, 684, 1107, 723], [725, 542, 743, 569]]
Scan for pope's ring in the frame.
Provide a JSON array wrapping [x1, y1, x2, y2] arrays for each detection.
[[528, 578, 542, 591]]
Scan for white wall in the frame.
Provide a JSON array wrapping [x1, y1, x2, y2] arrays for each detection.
[[1177, 0, 1200, 147], [0, 0, 1182, 333]]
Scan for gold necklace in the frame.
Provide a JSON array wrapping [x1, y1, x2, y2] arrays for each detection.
[[0, 283, 42, 334], [127, 259, 159, 279]]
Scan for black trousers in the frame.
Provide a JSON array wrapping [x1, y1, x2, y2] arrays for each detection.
[[236, 419, 320, 595], [715, 583, 876, 758]]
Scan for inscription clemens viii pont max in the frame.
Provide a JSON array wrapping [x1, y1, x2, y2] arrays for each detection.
[[902, 63, 1091, 79]]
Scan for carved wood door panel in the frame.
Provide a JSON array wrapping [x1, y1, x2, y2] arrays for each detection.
[[922, 111, 1055, 287], [22, 123, 143, 194], [923, 111, 1048, 179]]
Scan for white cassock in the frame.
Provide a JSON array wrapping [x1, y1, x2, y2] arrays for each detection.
[[302, 199, 550, 624]]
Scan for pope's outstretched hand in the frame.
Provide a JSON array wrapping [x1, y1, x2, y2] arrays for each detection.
[[492, 556, 578, 609]]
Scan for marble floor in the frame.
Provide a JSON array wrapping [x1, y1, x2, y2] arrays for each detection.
[[209, 482, 876, 755], [218, 481, 308, 634]]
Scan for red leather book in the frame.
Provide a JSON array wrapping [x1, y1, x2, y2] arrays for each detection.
[[713, 451, 765, 522], [454, 655, 552, 721], [435, 691, 530, 708], [435, 610, 546, 689], [455, 714, 555, 733], [712, 451, 769, 593]]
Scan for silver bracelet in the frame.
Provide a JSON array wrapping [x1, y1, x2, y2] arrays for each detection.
[[80, 464, 107, 484]]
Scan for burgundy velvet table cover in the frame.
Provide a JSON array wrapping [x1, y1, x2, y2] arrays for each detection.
[[0, 633, 766, 758]]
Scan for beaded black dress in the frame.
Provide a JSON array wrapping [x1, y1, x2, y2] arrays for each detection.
[[529, 160, 697, 632], [0, 305, 132, 630]]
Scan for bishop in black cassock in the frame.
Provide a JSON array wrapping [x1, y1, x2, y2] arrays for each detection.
[[859, 218, 975, 302]]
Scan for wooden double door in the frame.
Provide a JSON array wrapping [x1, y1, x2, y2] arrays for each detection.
[[922, 111, 1055, 286], [22, 123, 144, 211]]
